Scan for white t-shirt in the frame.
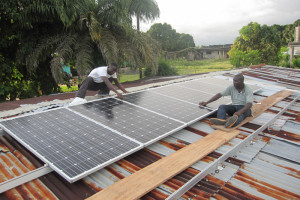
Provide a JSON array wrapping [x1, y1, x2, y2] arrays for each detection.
[[88, 66, 117, 83]]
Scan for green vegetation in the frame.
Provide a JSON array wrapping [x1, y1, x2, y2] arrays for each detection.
[[292, 57, 300, 68], [0, 0, 161, 102], [118, 74, 143, 83], [116, 59, 233, 84], [60, 85, 78, 93], [167, 59, 233, 75], [229, 19, 300, 68], [148, 23, 195, 51], [145, 59, 178, 77]]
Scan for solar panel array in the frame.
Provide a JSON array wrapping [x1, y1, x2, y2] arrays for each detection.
[[0, 77, 257, 182]]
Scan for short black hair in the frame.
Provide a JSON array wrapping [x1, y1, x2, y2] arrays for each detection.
[[234, 73, 244, 82], [109, 63, 118, 69]]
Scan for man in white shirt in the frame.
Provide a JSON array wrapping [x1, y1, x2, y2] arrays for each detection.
[[69, 63, 129, 106], [199, 73, 253, 128]]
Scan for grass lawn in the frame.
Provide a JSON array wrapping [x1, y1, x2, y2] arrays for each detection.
[[118, 74, 143, 83], [168, 59, 233, 75]]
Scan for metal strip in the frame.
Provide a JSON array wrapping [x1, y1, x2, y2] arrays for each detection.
[[0, 164, 53, 193], [166, 94, 300, 200]]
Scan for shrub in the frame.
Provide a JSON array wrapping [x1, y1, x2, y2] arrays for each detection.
[[144, 60, 178, 77], [292, 58, 300, 68], [228, 49, 260, 68], [278, 47, 290, 68], [156, 60, 178, 76]]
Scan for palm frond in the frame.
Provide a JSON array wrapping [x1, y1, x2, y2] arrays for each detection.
[[74, 34, 94, 77], [50, 33, 79, 83]]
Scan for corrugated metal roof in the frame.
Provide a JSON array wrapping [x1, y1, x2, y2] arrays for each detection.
[[0, 65, 300, 200]]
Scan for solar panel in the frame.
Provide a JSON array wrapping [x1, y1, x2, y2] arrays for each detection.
[[151, 85, 232, 109], [178, 79, 232, 94], [70, 98, 184, 144], [123, 91, 212, 123], [0, 108, 141, 182]]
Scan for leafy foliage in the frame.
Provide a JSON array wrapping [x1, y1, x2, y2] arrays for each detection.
[[278, 47, 290, 68], [228, 49, 260, 68], [147, 23, 195, 51], [281, 19, 300, 45], [292, 58, 300, 68], [1, 0, 161, 101], [128, 0, 160, 31], [229, 22, 281, 67], [144, 59, 177, 77]]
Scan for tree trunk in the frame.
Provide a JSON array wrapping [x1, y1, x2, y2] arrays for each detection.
[[137, 16, 143, 79]]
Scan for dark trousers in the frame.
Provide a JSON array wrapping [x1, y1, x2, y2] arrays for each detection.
[[217, 104, 252, 126], [76, 77, 112, 98]]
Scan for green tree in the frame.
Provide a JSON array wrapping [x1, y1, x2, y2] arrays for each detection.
[[177, 33, 195, 50], [127, 0, 160, 78], [0, 0, 161, 101], [281, 19, 300, 45], [128, 0, 160, 32], [278, 47, 290, 68], [230, 22, 281, 66], [147, 23, 195, 51], [25, 0, 161, 81], [228, 49, 260, 68]]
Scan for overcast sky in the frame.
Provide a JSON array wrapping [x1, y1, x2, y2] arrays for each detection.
[[139, 0, 300, 46]]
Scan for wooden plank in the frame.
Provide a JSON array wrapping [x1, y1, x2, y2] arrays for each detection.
[[211, 89, 293, 132], [87, 129, 240, 200]]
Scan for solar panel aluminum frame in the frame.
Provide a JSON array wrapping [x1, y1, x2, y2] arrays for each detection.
[[0, 107, 144, 183]]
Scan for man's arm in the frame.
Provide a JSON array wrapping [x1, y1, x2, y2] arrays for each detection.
[[102, 76, 123, 99], [113, 78, 129, 93], [234, 102, 252, 116], [199, 93, 222, 106]]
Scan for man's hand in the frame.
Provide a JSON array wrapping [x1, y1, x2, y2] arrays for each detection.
[[116, 93, 123, 99], [234, 112, 241, 117], [199, 101, 207, 106]]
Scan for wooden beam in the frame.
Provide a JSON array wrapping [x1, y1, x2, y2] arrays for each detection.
[[87, 129, 240, 200], [211, 89, 293, 132]]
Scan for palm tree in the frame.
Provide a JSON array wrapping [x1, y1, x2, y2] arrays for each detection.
[[127, 0, 160, 78], [128, 0, 160, 32], [22, 0, 160, 85]]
